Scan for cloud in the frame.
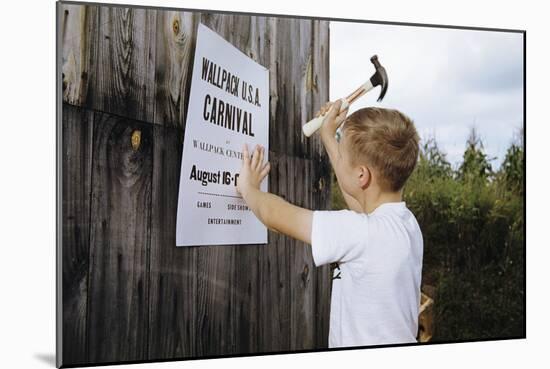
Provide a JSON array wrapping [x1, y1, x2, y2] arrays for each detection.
[[330, 21, 524, 168]]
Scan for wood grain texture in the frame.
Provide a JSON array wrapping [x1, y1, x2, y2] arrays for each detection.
[[262, 27, 295, 349], [153, 11, 199, 128], [270, 18, 318, 159], [311, 20, 331, 162], [62, 103, 94, 365], [86, 111, 153, 363], [91, 7, 157, 122], [311, 19, 332, 348], [272, 19, 320, 350], [289, 156, 316, 350], [259, 154, 293, 352], [60, 4, 99, 106], [147, 125, 197, 360], [60, 4, 331, 364], [311, 154, 333, 348]]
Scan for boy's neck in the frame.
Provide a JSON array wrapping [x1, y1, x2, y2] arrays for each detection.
[[359, 188, 403, 214]]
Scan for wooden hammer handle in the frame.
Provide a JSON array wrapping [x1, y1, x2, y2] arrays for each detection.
[[302, 99, 350, 137], [302, 79, 375, 137]]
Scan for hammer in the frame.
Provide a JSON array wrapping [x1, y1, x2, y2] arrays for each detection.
[[302, 55, 388, 137]]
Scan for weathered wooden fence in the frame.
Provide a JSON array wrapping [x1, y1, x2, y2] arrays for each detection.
[[59, 2, 331, 366]]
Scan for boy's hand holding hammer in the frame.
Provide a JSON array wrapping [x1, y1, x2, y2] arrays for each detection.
[[317, 99, 350, 140]]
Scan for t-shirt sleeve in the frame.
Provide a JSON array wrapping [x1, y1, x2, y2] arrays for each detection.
[[310, 209, 368, 267]]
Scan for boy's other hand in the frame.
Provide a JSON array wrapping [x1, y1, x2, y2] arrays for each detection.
[[237, 144, 270, 196], [317, 99, 349, 138]]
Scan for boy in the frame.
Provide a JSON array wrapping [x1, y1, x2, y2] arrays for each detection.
[[236, 99, 423, 348]]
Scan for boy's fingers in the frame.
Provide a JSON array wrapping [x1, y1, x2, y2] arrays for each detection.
[[260, 162, 270, 179], [250, 145, 260, 169], [336, 107, 349, 124], [322, 101, 332, 115], [257, 146, 264, 170], [242, 144, 250, 165], [326, 99, 342, 120], [317, 101, 331, 117]]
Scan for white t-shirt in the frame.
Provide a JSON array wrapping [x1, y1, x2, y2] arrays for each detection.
[[311, 202, 423, 348]]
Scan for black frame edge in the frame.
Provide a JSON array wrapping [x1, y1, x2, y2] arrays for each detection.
[[56, 1, 63, 368]]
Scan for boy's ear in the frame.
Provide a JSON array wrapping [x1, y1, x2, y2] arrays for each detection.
[[357, 165, 371, 189]]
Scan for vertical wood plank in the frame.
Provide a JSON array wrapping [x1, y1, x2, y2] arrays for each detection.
[[91, 7, 157, 122], [60, 4, 99, 106], [86, 112, 153, 363], [311, 20, 331, 163], [270, 18, 319, 350], [256, 18, 293, 352], [312, 152, 333, 348], [62, 103, 94, 365], [153, 11, 198, 128], [270, 18, 315, 159], [147, 125, 197, 360], [258, 154, 292, 351], [312, 150, 333, 349], [289, 156, 316, 350], [312, 19, 332, 349], [194, 245, 236, 356]]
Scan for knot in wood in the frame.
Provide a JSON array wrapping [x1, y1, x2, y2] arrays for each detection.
[[172, 18, 180, 35], [318, 177, 325, 190], [131, 130, 141, 151], [301, 264, 310, 286]]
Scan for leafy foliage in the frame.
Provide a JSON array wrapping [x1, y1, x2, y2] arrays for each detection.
[[497, 129, 524, 196], [417, 137, 453, 180], [458, 127, 494, 183]]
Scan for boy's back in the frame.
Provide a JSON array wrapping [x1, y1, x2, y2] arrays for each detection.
[[236, 102, 423, 348], [311, 202, 423, 347]]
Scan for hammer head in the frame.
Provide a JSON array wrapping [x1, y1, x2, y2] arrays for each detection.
[[370, 55, 388, 102]]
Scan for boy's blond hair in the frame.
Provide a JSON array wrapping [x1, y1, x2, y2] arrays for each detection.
[[342, 107, 420, 192]]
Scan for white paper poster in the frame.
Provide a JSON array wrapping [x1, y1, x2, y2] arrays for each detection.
[[175, 23, 269, 246]]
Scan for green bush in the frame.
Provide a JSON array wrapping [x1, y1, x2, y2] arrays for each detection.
[[331, 128, 525, 341]]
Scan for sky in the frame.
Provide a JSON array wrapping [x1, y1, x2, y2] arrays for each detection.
[[330, 21, 524, 169]]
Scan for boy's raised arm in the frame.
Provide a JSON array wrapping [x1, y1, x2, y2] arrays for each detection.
[[318, 100, 363, 213], [237, 144, 313, 245]]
